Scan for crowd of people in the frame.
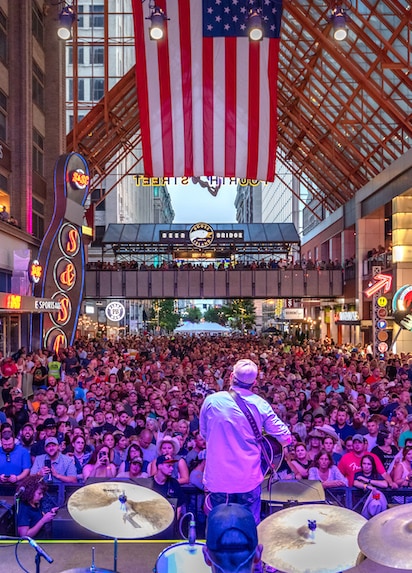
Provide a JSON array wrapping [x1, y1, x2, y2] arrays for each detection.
[[86, 257, 354, 272], [1, 333, 412, 537]]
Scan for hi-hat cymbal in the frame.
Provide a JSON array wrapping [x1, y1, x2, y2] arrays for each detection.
[[357, 504, 412, 569], [345, 557, 412, 573], [257, 504, 366, 573], [68, 481, 174, 539]]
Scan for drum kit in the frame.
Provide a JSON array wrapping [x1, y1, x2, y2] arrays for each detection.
[[58, 481, 412, 573]]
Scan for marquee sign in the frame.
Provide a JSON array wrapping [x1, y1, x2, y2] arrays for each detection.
[[32, 153, 89, 352], [159, 223, 244, 245]]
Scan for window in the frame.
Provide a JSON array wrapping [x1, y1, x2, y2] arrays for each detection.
[[68, 114, 85, 131], [0, 174, 8, 193], [32, 197, 44, 240], [68, 79, 85, 101], [32, 60, 44, 110], [92, 225, 105, 247], [32, 129, 44, 176], [0, 8, 7, 63], [77, 5, 84, 28], [96, 199, 106, 211], [90, 5, 104, 28], [0, 90, 7, 141], [68, 46, 84, 65], [32, 2, 44, 46], [91, 46, 104, 65], [91, 78, 104, 101]]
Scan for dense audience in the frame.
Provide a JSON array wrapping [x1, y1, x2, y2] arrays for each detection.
[[1, 333, 412, 520], [86, 257, 352, 272]]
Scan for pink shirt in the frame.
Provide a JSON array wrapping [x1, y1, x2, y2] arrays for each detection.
[[199, 388, 291, 493]]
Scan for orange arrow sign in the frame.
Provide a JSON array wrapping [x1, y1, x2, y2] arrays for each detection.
[[364, 273, 392, 298]]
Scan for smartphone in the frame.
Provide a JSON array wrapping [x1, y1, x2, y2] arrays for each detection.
[[44, 459, 52, 469], [98, 451, 107, 463]]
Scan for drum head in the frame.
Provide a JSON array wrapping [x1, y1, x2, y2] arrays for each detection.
[[155, 542, 211, 573]]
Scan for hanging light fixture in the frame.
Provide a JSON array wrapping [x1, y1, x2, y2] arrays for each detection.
[[247, 9, 264, 41], [57, 5, 76, 40], [147, 4, 167, 40], [330, 5, 348, 41]]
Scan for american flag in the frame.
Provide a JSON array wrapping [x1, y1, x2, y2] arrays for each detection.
[[132, 0, 282, 181]]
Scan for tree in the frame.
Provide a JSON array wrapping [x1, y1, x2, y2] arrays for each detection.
[[186, 306, 202, 323], [227, 299, 256, 332], [150, 299, 180, 332], [203, 306, 228, 325]]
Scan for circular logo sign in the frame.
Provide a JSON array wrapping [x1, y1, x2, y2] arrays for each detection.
[[44, 327, 68, 354], [189, 222, 215, 249], [377, 330, 389, 342], [70, 168, 90, 190], [54, 257, 77, 292], [377, 308, 387, 318], [50, 292, 72, 327], [59, 223, 80, 257], [105, 301, 126, 322], [28, 259, 42, 284], [378, 342, 388, 353], [377, 320, 387, 329], [377, 296, 387, 307]]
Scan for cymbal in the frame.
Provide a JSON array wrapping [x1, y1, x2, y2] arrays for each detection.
[[67, 481, 174, 539], [358, 504, 412, 569], [345, 557, 412, 573], [257, 504, 366, 573]]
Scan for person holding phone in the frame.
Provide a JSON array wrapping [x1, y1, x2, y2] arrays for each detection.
[[30, 437, 77, 484], [17, 475, 59, 539], [82, 444, 117, 481]]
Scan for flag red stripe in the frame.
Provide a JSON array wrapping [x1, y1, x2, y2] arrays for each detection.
[[267, 39, 279, 182], [203, 37, 214, 176], [132, 1, 153, 175], [157, 0, 173, 176], [247, 42, 260, 181], [225, 38, 237, 178], [178, 0, 193, 176]]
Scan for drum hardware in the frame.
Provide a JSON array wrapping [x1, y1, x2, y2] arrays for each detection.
[[257, 503, 366, 573], [261, 479, 326, 513], [58, 546, 118, 573]]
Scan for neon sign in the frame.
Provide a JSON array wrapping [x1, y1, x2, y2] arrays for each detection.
[[364, 273, 392, 298], [29, 260, 43, 284], [5, 294, 22, 309], [70, 169, 90, 190]]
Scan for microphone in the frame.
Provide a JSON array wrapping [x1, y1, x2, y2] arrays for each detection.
[[25, 537, 54, 564], [15, 486, 25, 498], [188, 518, 196, 546]]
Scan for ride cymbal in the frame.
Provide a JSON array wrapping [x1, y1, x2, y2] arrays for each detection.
[[68, 481, 174, 539], [257, 504, 366, 573], [357, 504, 412, 569]]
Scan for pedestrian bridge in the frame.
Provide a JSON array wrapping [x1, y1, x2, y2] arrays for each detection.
[[84, 268, 343, 299]]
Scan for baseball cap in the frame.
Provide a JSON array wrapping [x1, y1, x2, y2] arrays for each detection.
[[352, 434, 365, 442], [206, 504, 257, 553], [43, 418, 57, 428], [130, 456, 143, 465], [407, 414, 412, 423], [232, 359, 258, 386], [45, 437, 59, 446], [156, 454, 177, 466]]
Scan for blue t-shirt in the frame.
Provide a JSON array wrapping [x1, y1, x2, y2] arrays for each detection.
[[0, 445, 31, 476]]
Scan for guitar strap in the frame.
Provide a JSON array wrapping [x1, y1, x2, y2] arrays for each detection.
[[229, 389, 273, 470]]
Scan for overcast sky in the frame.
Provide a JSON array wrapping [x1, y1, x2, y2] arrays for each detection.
[[168, 179, 238, 224]]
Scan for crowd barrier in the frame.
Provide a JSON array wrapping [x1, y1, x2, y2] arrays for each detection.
[[0, 481, 410, 540]]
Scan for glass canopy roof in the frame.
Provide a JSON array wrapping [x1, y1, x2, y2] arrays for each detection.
[[67, 0, 411, 217]]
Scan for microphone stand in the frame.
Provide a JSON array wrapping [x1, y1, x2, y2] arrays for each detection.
[[0, 535, 53, 573]]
